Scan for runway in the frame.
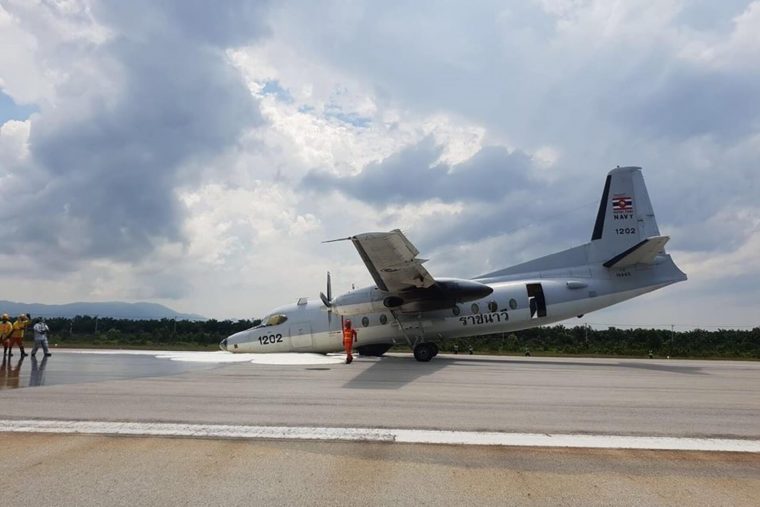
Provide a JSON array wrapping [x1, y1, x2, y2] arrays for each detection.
[[1, 350, 759, 505], [2, 350, 758, 438]]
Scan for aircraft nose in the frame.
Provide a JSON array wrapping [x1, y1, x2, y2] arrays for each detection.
[[219, 338, 228, 351]]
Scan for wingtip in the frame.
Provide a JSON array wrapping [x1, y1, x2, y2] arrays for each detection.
[[322, 236, 353, 244]]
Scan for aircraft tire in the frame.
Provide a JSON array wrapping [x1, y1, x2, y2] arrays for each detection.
[[413, 343, 435, 362], [430, 343, 439, 357]]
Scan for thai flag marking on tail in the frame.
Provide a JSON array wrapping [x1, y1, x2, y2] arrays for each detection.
[[612, 195, 633, 212]]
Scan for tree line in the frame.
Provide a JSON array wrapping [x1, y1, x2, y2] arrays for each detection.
[[38, 315, 760, 358], [448, 325, 760, 358], [41, 316, 260, 349]]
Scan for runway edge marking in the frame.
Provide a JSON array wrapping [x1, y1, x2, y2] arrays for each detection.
[[1, 420, 759, 452]]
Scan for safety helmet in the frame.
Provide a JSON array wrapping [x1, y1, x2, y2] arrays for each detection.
[[1, 313, 8, 320], [344, 319, 352, 327], [18, 314, 26, 321]]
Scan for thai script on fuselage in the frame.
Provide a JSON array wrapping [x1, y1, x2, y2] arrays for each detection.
[[459, 311, 510, 326]]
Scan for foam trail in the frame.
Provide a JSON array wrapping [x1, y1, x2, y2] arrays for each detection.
[[55, 349, 348, 365]]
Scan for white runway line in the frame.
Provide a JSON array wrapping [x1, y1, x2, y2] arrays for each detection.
[[2, 420, 759, 452]]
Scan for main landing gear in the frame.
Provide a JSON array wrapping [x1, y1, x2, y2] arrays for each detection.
[[413, 342, 439, 362]]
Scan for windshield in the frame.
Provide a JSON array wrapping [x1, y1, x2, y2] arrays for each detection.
[[258, 314, 288, 327]]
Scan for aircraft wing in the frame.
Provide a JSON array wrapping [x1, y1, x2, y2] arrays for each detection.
[[340, 229, 435, 292]]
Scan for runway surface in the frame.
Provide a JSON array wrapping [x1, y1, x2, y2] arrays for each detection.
[[2, 350, 759, 505], [2, 433, 759, 507], [1, 350, 758, 438]]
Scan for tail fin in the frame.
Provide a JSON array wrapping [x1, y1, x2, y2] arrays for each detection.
[[589, 166, 664, 264]]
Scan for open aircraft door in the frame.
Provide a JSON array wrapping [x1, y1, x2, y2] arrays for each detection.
[[290, 322, 314, 350], [527, 283, 547, 319]]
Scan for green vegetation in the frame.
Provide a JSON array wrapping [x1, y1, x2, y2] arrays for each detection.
[[40, 316, 259, 351], [430, 325, 760, 359], [32, 316, 760, 359]]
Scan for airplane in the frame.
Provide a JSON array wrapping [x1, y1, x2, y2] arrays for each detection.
[[221, 166, 687, 362]]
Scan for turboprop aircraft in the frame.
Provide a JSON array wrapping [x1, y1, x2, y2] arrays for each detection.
[[221, 166, 686, 361]]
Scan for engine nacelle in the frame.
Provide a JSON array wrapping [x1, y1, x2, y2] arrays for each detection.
[[434, 278, 494, 302], [329, 278, 494, 316], [383, 296, 404, 308]]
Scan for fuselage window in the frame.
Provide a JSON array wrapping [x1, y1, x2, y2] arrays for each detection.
[[361, 316, 369, 327], [509, 298, 518, 310], [379, 314, 388, 325], [487, 301, 498, 313], [452, 305, 461, 316], [471, 303, 480, 315]]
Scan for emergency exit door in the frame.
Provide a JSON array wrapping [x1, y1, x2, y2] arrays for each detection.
[[527, 283, 547, 319], [290, 322, 313, 349]]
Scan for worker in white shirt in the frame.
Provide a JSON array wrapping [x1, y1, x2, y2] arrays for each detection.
[[31, 318, 52, 357]]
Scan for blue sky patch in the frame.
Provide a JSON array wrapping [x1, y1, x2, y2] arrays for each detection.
[[324, 105, 371, 128], [0, 91, 38, 123], [261, 80, 293, 103]]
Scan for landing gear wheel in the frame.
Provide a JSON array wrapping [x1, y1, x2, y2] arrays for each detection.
[[413, 343, 436, 362]]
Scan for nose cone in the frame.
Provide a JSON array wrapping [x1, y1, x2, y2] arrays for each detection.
[[219, 338, 228, 351]]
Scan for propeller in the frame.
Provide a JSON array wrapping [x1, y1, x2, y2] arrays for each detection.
[[319, 271, 334, 324]]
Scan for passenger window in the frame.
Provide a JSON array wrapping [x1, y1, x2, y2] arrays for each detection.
[[452, 305, 461, 316], [488, 301, 498, 313], [509, 298, 518, 310], [379, 314, 388, 325], [471, 303, 480, 315], [361, 316, 369, 327]]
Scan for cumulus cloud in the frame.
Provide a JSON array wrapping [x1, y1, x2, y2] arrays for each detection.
[[302, 138, 534, 205], [1, 0, 268, 268]]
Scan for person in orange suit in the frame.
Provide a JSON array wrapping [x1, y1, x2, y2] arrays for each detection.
[[343, 319, 357, 364], [8, 314, 29, 357]]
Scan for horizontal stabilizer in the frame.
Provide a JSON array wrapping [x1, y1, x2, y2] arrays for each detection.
[[603, 236, 670, 269]]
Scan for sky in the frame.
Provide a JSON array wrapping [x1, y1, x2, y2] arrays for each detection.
[[0, 0, 758, 328]]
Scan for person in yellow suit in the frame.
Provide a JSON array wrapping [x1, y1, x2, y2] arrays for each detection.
[[8, 314, 29, 357], [1, 314, 13, 357]]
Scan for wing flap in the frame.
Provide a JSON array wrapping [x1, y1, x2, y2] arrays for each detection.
[[349, 229, 435, 292]]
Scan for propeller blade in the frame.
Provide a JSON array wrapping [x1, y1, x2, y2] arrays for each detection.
[[321, 271, 333, 325]]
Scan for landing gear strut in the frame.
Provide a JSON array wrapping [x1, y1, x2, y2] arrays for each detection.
[[413, 342, 438, 362]]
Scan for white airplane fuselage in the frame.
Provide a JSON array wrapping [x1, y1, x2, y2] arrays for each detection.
[[222, 166, 687, 360], [223, 261, 681, 355]]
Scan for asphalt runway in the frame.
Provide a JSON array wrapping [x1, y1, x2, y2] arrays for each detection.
[[2, 434, 759, 507], [0, 350, 217, 390], [2, 350, 759, 505], [1, 350, 758, 438]]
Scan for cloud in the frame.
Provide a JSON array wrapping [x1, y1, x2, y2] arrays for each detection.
[[0, 0, 268, 268], [302, 138, 534, 205]]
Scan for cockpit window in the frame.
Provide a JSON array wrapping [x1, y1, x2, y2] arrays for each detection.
[[260, 314, 288, 327]]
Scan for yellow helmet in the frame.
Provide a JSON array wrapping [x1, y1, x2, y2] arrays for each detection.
[[18, 314, 27, 321]]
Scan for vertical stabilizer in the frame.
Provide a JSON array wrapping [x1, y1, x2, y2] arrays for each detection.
[[589, 166, 662, 263]]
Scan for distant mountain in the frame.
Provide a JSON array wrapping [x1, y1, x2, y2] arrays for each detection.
[[0, 301, 206, 321]]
